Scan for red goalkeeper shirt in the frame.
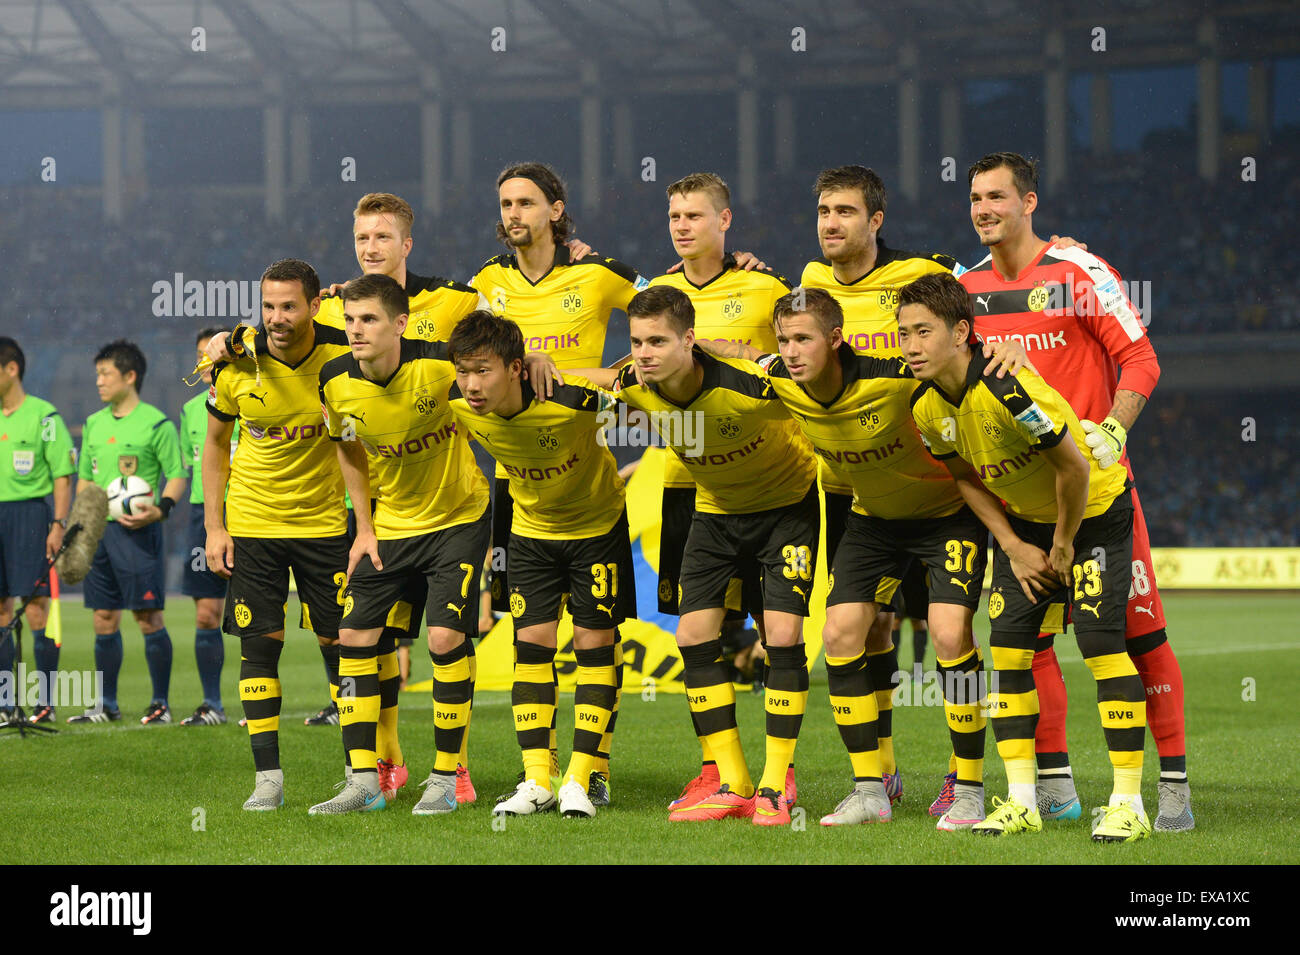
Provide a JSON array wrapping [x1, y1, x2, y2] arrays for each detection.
[[959, 242, 1160, 469]]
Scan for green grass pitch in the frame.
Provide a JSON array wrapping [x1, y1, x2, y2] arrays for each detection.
[[2, 592, 1295, 864]]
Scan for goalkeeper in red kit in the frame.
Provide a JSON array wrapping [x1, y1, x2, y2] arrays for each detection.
[[958, 151, 1191, 833]]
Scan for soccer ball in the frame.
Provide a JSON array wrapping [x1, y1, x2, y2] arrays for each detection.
[[106, 475, 155, 520]]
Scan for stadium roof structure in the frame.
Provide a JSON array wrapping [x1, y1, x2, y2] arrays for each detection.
[[0, 0, 1297, 108]]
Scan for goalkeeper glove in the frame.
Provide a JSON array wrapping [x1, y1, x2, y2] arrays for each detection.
[[1080, 416, 1126, 468]]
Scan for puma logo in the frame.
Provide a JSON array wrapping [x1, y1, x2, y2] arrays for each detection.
[[350, 411, 367, 425], [1134, 603, 1155, 617], [976, 295, 990, 310], [446, 601, 465, 616], [1004, 385, 1024, 403], [1079, 601, 1102, 618], [596, 603, 614, 617], [248, 391, 267, 406], [949, 577, 971, 595], [793, 585, 808, 601]]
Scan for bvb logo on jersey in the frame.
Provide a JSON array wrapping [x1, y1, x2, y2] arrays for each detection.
[[415, 318, 436, 339], [1026, 284, 1049, 312], [722, 294, 743, 317], [716, 416, 741, 439], [344, 594, 355, 618], [858, 408, 881, 432], [988, 591, 1005, 619], [509, 591, 527, 617], [234, 600, 253, 628], [118, 455, 138, 476], [414, 389, 438, 416], [537, 431, 559, 452], [561, 289, 583, 314], [981, 417, 1003, 441], [658, 579, 672, 602]]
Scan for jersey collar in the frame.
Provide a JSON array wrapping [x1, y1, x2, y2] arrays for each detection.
[[648, 346, 715, 408], [497, 377, 536, 421], [820, 239, 900, 286], [933, 349, 985, 407], [510, 244, 569, 288], [680, 253, 738, 291]]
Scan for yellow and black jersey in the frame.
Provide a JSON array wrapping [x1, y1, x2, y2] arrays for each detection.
[[757, 343, 963, 521], [208, 325, 349, 538], [801, 240, 957, 356], [909, 360, 1127, 523], [319, 338, 488, 539], [650, 256, 795, 491], [447, 376, 625, 541], [613, 348, 815, 515], [470, 245, 647, 369], [316, 271, 483, 343], [649, 255, 793, 354]]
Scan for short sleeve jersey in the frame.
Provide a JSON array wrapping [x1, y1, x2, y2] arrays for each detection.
[[319, 339, 488, 540], [650, 258, 795, 490], [801, 241, 957, 356], [79, 402, 185, 519], [0, 395, 76, 502], [612, 349, 815, 515], [448, 376, 625, 541], [909, 359, 1127, 524], [208, 326, 348, 538], [471, 245, 646, 370], [757, 344, 963, 521], [316, 270, 483, 344]]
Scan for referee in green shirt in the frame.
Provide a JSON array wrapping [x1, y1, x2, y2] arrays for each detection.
[[0, 337, 74, 723]]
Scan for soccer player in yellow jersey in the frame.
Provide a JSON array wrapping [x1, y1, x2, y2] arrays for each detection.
[[705, 288, 1028, 829], [205, 260, 351, 812], [472, 162, 646, 802], [314, 274, 488, 815], [903, 273, 1151, 843], [799, 165, 961, 806], [446, 312, 632, 819], [316, 191, 485, 801], [579, 286, 818, 824]]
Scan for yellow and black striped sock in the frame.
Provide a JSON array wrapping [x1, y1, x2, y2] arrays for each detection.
[[240, 635, 284, 772], [430, 641, 472, 775], [757, 644, 809, 793], [989, 631, 1040, 803], [680, 639, 751, 796], [865, 645, 899, 774], [937, 648, 986, 788], [375, 629, 403, 767], [568, 644, 618, 785], [1079, 634, 1147, 801], [339, 644, 381, 777], [513, 641, 557, 787], [826, 650, 882, 781], [457, 636, 477, 769], [593, 636, 623, 779]]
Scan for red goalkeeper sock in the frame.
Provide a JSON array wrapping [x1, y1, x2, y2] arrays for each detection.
[[1031, 638, 1069, 762], [1131, 639, 1186, 774]]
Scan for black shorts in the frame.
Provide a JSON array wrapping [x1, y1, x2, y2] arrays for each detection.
[[182, 506, 228, 600], [348, 506, 431, 643], [0, 498, 52, 599], [83, 521, 166, 611], [660, 485, 756, 619], [894, 560, 931, 620], [489, 477, 512, 613], [343, 508, 490, 634], [823, 489, 853, 569], [508, 512, 636, 630], [678, 482, 820, 618], [988, 492, 1133, 635], [224, 534, 350, 638], [827, 506, 987, 612]]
